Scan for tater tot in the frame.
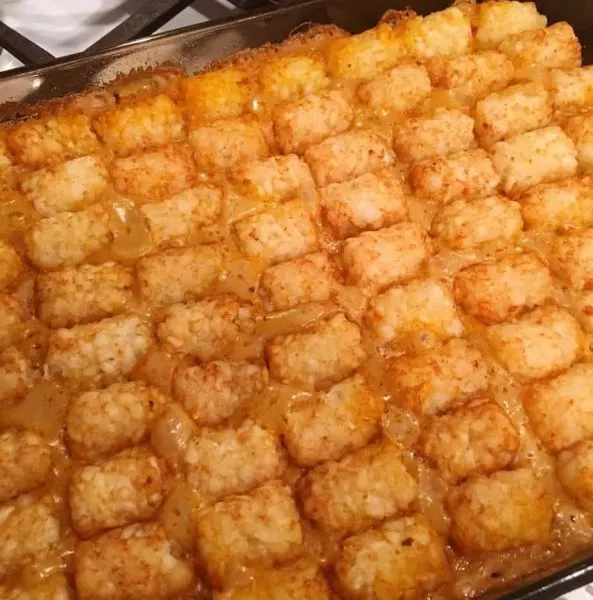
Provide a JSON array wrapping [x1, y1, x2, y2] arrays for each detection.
[[231, 154, 315, 202], [25, 203, 112, 270], [474, 1, 547, 49], [266, 313, 366, 389], [342, 222, 429, 292], [137, 244, 224, 307], [69, 447, 163, 538], [320, 168, 409, 240], [392, 109, 474, 163], [93, 94, 185, 156], [332, 514, 450, 600], [453, 253, 553, 324], [409, 149, 500, 204], [420, 400, 519, 484], [386, 338, 489, 417], [282, 374, 382, 467], [0, 240, 22, 291], [448, 468, 553, 553], [524, 363, 593, 453], [0, 294, 25, 351], [111, 144, 195, 201], [183, 421, 284, 501], [195, 480, 302, 587], [299, 440, 417, 534], [487, 306, 583, 380], [367, 278, 463, 345], [548, 229, 593, 290], [325, 24, 406, 81], [474, 83, 553, 148], [157, 296, 254, 360], [260, 54, 329, 102], [498, 22, 581, 80], [575, 291, 593, 333], [550, 66, 593, 118], [273, 90, 353, 155], [431, 195, 523, 249], [563, 109, 593, 172], [66, 381, 169, 462], [190, 117, 269, 172], [173, 361, 266, 426], [47, 315, 152, 386], [557, 439, 593, 512], [357, 63, 431, 114], [74, 522, 194, 600], [21, 154, 108, 217], [0, 429, 51, 503], [259, 252, 336, 312], [1, 575, 71, 600], [403, 7, 472, 60], [491, 126, 578, 195], [234, 200, 318, 265], [520, 176, 593, 231], [140, 185, 222, 248], [37, 262, 134, 328], [0, 347, 31, 404]]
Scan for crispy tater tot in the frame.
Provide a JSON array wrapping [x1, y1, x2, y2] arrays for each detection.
[[548, 229, 593, 290], [260, 54, 329, 102], [549, 66, 593, 118], [0, 347, 31, 404], [0, 240, 21, 292], [557, 439, 593, 513], [563, 109, 593, 172], [0, 294, 25, 351]]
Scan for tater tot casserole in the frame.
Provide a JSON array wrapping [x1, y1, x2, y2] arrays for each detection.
[[2, 1, 593, 598]]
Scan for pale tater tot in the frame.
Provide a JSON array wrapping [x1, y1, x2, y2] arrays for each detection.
[[183, 421, 284, 501], [448, 468, 553, 553], [332, 514, 450, 600], [575, 291, 593, 333], [66, 381, 169, 462], [93, 94, 185, 156], [392, 109, 475, 163], [137, 244, 224, 307], [25, 203, 112, 270], [524, 363, 593, 454], [474, 83, 553, 148], [140, 185, 223, 248], [550, 66, 593, 118], [325, 24, 406, 81], [157, 296, 253, 360], [367, 278, 463, 345], [498, 22, 581, 80], [47, 315, 152, 386], [259, 252, 336, 312], [299, 440, 417, 534], [421, 400, 519, 484], [282, 374, 382, 467], [0, 429, 51, 503], [69, 447, 163, 538], [6, 113, 99, 168], [563, 110, 593, 172], [305, 129, 394, 187], [195, 480, 302, 587], [425, 51, 514, 102], [231, 154, 315, 202], [234, 200, 318, 266], [0, 347, 31, 404], [342, 222, 429, 292], [0, 294, 25, 351], [0, 500, 60, 580], [357, 63, 431, 114], [474, 1, 547, 49], [173, 361, 266, 426], [487, 306, 583, 380], [409, 149, 500, 204], [21, 154, 108, 217], [491, 126, 578, 195], [320, 168, 409, 240], [386, 338, 489, 417], [557, 440, 593, 513], [403, 7, 472, 60], [453, 253, 553, 324], [521, 177, 593, 231], [431, 195, 523, 249], [190, 117, 269, 172], [0, 240, 22, 291], [111, 144, 195, 201], [548, 229, 593, 290], [266, 313, 366, 389], [37, 262, 134, 328], [273, 90, 353, 155], [74, 522, 194, 600]]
